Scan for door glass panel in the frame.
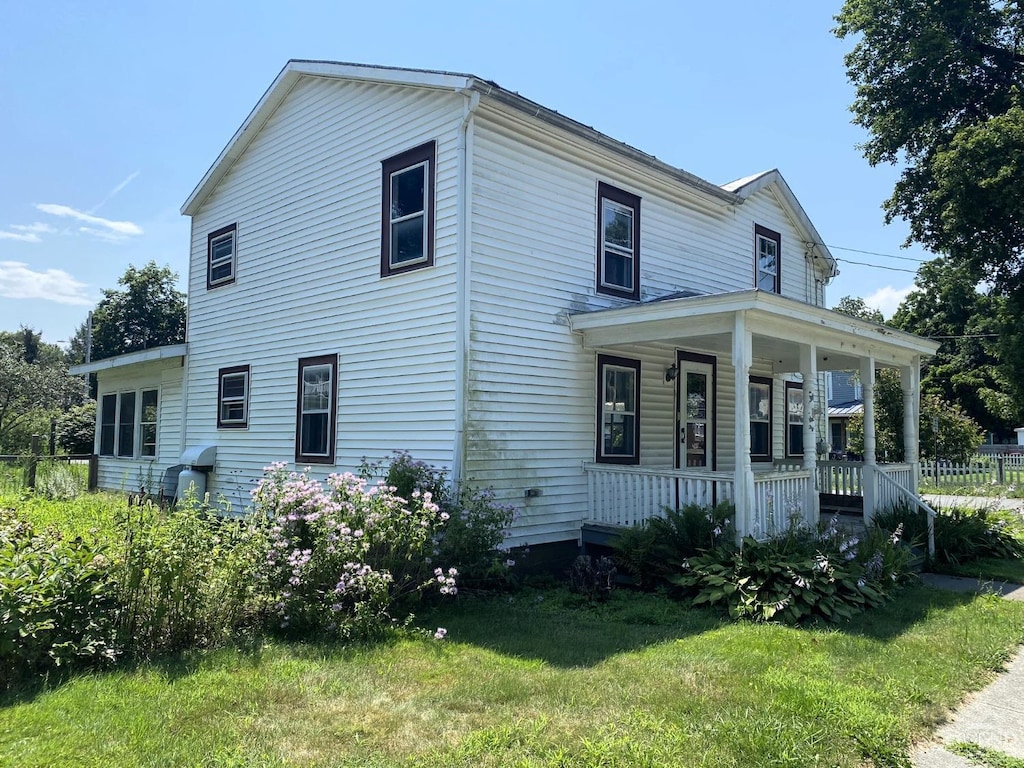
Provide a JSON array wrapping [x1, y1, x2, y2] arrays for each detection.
[[679, 365, 712, 468]]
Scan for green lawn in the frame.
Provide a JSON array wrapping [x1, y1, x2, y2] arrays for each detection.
[[2, 585, 1023, 768], [938, 557, 1024, 585]]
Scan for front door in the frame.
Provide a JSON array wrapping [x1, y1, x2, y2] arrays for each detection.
[[676, 353, 716, 470]]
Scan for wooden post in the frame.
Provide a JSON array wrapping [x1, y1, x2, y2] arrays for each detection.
[[799, 344, 819, 526], [48, 418, 56, 456], [25, 434, 41, 490], [860, 357, 877, 524], [732, 313, 754, 543], [998, 455, 1005, 485], [88, 454, 99, 491]]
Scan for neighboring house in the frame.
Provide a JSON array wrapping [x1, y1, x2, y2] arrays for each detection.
[[827, 370, 863, 457], [71, 61, 939, 559]]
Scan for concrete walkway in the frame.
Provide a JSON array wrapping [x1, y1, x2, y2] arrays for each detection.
[[922, 494, 1024, 514], [911, 575, 1024, 767]]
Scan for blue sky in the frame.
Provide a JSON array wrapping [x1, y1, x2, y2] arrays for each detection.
[[0, 0, 929, 345]]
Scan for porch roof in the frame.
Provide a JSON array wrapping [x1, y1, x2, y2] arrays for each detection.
[[568, 290, 938, 371], [69, 343, 188, 375]]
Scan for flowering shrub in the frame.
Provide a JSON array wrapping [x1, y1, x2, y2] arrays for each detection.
[[874, 502, 1024, 565], [252, 463, 458, 640], [0, 510, 118, 686], [674, 516, 913, 624], [367, 451, 519, 590]]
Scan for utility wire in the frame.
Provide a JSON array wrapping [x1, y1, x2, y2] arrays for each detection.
[[832, 257, 920, 274], [822, 243, 930, 264]]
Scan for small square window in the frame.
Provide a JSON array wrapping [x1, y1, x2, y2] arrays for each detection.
[[381, 142, 435, 276], [754, 224, 780, 293], [218, 366, 250, 429], [207, 223, 237, 288], [597, 354, 640, 463], [295, 355, 337, 464], [597, 183, 641, 300]]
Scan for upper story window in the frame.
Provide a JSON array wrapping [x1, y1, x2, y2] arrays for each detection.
[[597, 182, 641, 300], [754, 224, 781, 293], [218, 365, 250, 429], [749, 376, 772, 462], [382, 141, 436, 277], [207, 223, 237, 289], [98, 389, 158, 458], [296, 355, 337, 464], [597, 354, 640, 464]]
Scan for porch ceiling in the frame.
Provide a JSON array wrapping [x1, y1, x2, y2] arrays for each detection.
[[568, 290, 939, 371]]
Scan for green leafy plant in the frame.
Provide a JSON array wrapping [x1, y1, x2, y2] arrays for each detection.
[[568, 555, 617, 602], [873, 502, 1024, 565], [0, 510, 118, 686], [611, 502, 735, 590]]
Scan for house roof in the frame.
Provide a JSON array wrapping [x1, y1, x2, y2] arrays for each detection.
[[180, 58, 826, 264], [828, 402, 864, 418], [568, 289, 938, 371], [722, 169, 838, 278], [69, 343, 188, 375]]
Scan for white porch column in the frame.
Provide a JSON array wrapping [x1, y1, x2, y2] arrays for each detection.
[[733, 313, 754, 542], [901, 359, 921, 492], [799, 344, 820, 525], [860, 356, 877, 524]]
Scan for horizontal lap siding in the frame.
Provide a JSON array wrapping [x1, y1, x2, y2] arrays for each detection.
[[186, 78, 464, 507], [94, 360, 183, 493]]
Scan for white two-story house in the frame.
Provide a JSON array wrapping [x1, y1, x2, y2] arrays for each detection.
[[72, 60, 938, 559]]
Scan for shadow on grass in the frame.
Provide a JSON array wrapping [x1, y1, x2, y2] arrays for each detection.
[[838, 581, 978, 642]]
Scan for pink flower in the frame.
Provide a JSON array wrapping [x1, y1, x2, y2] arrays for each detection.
[[433, 628, 447, 640]]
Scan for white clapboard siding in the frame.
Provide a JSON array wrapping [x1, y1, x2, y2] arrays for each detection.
[[185, 76, 466, 505], [94, 359, 184, 494]]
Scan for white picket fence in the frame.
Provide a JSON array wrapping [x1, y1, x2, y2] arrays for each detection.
[[921, 454, 1024, 489]]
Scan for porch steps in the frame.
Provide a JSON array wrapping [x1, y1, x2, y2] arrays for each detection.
[[819, 492, 864, 517]]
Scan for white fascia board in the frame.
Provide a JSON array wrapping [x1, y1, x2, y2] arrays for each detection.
[[69, 344, 188, 375], [568, 290, 938, 357], [181, 60, 474, 216]]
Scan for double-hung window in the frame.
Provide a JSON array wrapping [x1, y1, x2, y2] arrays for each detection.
[[218, 366, 250, 428], [296, 355, 337, 464], [749, 376, 772, 462], [381, 141, 435, 276], [597, 354, 640, 463], [98, 389, 158, 458], [597, 182, 641, 300], [785, 381, 803, 458], [207, 223, 237, 288], [754, 224, 781, 293]]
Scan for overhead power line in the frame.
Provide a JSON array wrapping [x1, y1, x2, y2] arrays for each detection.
[[822, 243, 930, 264]]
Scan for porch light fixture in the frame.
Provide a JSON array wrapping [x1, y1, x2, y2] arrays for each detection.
[[665, 364, 679, 383]]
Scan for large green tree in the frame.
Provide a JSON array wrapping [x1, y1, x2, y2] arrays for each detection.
[[835, 0, 1024, 292], [0, 338, 80, 453], [69, 262, 186, 363], [890, 258, 1016, 436]]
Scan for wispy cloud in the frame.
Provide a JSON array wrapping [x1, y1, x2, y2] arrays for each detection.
[[0, 261, 92, 305], [36, 203, 143, 237], [91, 171, 141, 214], [0, 230, 41, 243], [10, 223, 54, 235], [864, 284, 914, 319]]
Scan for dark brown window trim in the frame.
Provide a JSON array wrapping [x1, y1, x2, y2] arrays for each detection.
[[596, 353, 641, 464], [675, 351, 717, 472], [785, 380, 804, 458], [207, 223, 237, 289], [597, 182, 641, 301], [754, 224, 781, 294], [381, 141, 436, 277], [217, 365, 250, 429], [295, 354, 338, 465], [749, 375, 773, 462]]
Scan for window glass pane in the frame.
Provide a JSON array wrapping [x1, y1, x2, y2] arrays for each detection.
[[391, 215, 425, 265], [100, 394, 116, 456], [141, 390, 158, 423], [603, 414, 635, 456], [141, 424, 157, 457], [749, 383, 770, 420], [211, 234, 233, 262], [787, 388, 803, 423], [604, 367, 635, 412], [302, 366, 331, 411], [222, 402, 245, 422], [602, 251, 632, 290], [391, 165, 425, 219], [603, 201, 633, 250], [751, 423, 770, 456], [222, 374, 246, 400], [686, 373, 707, 419], [301, 413, 329, 456], [117, 392, 136, 457], [789, 425, 804, 455]]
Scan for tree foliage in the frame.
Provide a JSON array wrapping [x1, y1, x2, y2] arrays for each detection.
[[0, 343, 80, 453], [835, 0, 1024, 291], [833, 295, 885, 323], [71, 262, 186, 363]]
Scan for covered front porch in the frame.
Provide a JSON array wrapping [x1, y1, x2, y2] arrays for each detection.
[[568, 290, 940, 543]]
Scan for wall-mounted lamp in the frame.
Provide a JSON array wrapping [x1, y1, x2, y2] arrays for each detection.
[[665, 364, 679, 383]]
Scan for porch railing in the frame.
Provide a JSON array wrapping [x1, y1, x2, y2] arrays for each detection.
[[874, 468, 936, 558], [751, 470, 814, 537], [818, 460, 864, 495], [582, 463, 734, 528]]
